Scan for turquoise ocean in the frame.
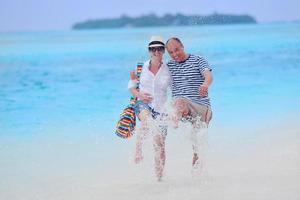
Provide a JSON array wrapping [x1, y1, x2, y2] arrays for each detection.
[[0, 23, 299, 135], [1, 23, 300, 199]]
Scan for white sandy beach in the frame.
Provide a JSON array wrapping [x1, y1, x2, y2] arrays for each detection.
[[1, 117, 299, 200]]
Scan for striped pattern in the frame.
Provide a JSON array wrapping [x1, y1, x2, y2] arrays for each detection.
[[115, 63, 143, 139], [167, 55, 212, 106]]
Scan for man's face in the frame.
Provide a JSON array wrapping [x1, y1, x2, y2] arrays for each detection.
[[166, 40, 186, 62]]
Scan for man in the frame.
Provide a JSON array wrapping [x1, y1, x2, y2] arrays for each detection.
[[166, 37, 213, 167]]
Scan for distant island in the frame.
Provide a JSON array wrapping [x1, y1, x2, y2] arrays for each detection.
[[72, 13, 257, 30]]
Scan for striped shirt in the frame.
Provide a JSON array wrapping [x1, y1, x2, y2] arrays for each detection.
[[167, 54, 212, 107]]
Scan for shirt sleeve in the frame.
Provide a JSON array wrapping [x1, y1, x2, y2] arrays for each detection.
[[127, 79, 137, 89], [197, 56, 212, 73]]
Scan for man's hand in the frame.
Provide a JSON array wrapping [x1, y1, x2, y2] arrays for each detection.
[[199, 70, 213, 96], [198, 83, 209, 96]]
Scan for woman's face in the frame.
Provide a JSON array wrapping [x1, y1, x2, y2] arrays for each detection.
[[149, 46, 165, 61]]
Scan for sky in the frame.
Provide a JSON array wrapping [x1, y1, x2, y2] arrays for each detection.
[[0, 0, 300, 32]]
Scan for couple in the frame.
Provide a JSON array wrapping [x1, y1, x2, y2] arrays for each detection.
[[128, 35, 213, 181]]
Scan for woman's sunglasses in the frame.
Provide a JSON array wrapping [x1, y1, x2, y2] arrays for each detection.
[[148, 46, 165, 52]]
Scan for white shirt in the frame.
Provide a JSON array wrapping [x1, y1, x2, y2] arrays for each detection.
[[128, 60, 171, 113]]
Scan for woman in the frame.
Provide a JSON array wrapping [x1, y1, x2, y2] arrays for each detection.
[[128, 35, 171, 181]]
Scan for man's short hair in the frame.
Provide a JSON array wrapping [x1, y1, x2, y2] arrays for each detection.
[[166, 37, 183, 46]]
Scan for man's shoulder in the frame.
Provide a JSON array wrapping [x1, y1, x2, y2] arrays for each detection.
[[167, 55, 208, 66], [167, 59, 176, 65], [189, 54, 207, 62], [166, 59, 178, 70], [189, 54, 210, 69]]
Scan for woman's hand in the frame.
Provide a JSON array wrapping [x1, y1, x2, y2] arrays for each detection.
[[138, 92, 153, 103], [130, 70, 136, 80]]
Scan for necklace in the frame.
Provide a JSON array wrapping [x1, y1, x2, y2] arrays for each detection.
[[149, 60, 162, 75], [149, 60, 162, 70]]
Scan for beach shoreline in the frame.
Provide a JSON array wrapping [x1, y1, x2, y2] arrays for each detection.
[[1, 115, 299, 200]]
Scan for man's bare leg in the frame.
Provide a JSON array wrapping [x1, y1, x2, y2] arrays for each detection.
[[191, 120, 208, 170], [171, 98, 190, 128], [191, 127, 200, 167]]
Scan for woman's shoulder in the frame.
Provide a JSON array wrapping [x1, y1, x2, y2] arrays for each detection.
[[161, 61, 169, 69], [143, 60, 150, 67]]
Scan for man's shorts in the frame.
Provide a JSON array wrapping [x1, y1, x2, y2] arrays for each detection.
[[134, 100, 167, 135], [175, 97, 212, 124]]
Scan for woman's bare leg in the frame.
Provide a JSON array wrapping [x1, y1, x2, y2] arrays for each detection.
[[153, 133, 166, 181], [134, 110, 150, 164]]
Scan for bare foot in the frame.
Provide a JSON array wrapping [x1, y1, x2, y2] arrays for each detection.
[[157, 175, 162, 182], [191, 153, 203, 177], [192, 153, 199, 166], [156, 169, 163, 182]]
